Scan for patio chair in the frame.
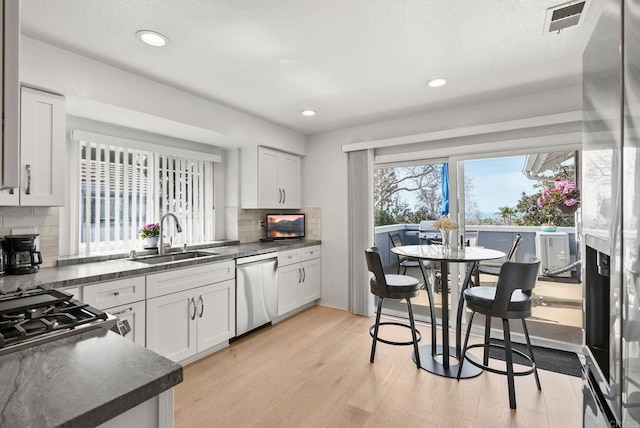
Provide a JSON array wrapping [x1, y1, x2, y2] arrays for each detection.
[[473, 233, 522, 286], [388, 232, 421, 275]]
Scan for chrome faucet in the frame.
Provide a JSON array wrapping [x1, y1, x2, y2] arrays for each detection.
[[158, 213, 183, 255]]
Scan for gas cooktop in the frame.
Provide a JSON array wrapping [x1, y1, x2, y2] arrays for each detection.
[[0, 285, 117, 355]]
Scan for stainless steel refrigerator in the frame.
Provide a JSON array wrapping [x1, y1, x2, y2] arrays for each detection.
[[582, 0, 640, 425]]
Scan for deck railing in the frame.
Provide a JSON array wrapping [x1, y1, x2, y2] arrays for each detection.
[[375, 224, 578, 273]]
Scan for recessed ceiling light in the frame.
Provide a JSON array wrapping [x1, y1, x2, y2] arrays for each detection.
[[136, 30, 169, 47], [301, 109, 316, 117], [427, 78, 447, 88]]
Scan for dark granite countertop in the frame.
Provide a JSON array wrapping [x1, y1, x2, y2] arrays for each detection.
[[0, 327, 183, 428], [0, 240, 321, 293]]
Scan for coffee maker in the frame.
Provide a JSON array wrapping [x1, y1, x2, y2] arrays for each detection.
[[3, 235, 43, 275]]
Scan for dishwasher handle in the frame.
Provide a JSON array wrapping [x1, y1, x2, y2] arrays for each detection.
[[236, 252, 277, 266]]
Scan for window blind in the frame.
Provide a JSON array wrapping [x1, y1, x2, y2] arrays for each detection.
[[78, 140, 214, 254]]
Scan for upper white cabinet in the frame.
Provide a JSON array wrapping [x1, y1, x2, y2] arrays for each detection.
[[0, 87, 66, 206], [1, 0, 21, 190], [241, 146, 301, 209]]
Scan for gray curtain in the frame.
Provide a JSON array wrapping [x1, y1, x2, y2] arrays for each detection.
[[347, 149, 374, 316]]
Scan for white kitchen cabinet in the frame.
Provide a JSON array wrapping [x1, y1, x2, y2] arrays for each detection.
[[241, 146, 301, 209], [277, 263, 303, 316], [196, 280, 235, 350], [299, 258, 321, 303], [106, 300, 146, 347], [146, 262, 235, 362], [277, 246, 321, 316], [0, 86, 65, 206], [83, 277, 146, 346], [146, 280, 235, 362], [1, 0, 20, 190]]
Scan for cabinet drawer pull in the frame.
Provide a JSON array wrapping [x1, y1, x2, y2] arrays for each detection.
[[113, 291, 120, 296], [111, 307, 133, 316], [190, 297, 197, 320], [198, 295, 205, 318], [25, 164, 32, 195]]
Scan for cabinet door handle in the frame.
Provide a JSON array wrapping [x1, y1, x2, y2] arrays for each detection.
[[111, 307, 133, 316], [282, 188, 286, 204], [298, 267, 302, 284], [198, 295, 205, 318], [190, 297, 197, 320], [278, 188, 283, 204], [302, 267, 306, 282], [25, 164, 32, 195]]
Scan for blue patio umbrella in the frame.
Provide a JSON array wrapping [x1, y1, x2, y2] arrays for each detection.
[[441, 163, 449, 216]]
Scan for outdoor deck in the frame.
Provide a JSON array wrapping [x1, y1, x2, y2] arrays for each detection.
[[376, 224, 582, 348]]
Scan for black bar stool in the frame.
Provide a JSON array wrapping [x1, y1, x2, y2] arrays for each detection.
[[457, 258, 541, 409], [365, 247, 423, 369]]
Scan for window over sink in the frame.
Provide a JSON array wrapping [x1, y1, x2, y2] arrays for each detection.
[[70, 130, 219, 255]]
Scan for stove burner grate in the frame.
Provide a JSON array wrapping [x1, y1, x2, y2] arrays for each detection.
[[0, 286, 109, 351]]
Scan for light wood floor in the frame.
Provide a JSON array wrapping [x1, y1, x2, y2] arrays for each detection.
[[175, 305, 583, 427]]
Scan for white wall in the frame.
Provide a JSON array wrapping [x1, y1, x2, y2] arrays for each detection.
[[20, 36, 306, 155], [305, 85, 582, 310]]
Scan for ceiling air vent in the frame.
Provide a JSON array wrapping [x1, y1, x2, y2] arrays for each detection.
[[543, 1, 589, 34]]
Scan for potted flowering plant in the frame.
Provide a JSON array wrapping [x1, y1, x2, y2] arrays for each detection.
[[139, 223, 160, 248], [536, 179, 580, 214]]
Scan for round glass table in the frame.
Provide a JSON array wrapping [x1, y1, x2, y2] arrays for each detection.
[[390, 244, 506, 378]]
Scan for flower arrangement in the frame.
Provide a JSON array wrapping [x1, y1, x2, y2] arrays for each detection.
[[139, 223, 160, 239], [433, 218, 458, 230], [536, 179, 580, 210]]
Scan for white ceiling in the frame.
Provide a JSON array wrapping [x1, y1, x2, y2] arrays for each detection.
[[21, 0, 604, 135]]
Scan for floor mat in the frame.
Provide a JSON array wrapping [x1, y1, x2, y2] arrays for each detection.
[[485, 338, 582, 377]]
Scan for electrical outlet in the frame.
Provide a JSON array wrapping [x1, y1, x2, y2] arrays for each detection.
[[259, 220, 265, 229]]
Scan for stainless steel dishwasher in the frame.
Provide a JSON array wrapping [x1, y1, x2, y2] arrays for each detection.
[[235, 252, 278, 336]]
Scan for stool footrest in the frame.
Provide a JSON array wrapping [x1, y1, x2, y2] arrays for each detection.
[[462, 343, 536, 377], [369, 322, 422, 346]]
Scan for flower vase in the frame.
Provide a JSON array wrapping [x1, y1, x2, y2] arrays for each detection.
[[439, 228, 452, 251], [145, 236, 159, 248]]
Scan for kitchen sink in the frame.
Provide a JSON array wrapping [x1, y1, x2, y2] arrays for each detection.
[[134, 251, 219, 264]]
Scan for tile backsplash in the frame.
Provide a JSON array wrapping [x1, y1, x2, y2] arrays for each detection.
[[237, 207, 322, 243], [0, 206, 320, 268], [0, 207, 59, 268]]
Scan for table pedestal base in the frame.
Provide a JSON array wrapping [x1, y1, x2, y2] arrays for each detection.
[[413, 345, 483, 379]]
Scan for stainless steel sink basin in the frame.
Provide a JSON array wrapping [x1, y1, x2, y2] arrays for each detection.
[[134, 251, 219, 264]]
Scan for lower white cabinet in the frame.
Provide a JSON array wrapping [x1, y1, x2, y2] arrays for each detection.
[[146, 279, 235, 362], [299, 258, 321, 303], [83, 277, 146, 346], [277, 246, 321, 316], [107, 301, 146, 347], [277, 264, 303, 316]]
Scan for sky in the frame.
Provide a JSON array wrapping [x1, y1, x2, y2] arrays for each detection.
[[464, 155, 537, 215], [396, 155, 540, 218]]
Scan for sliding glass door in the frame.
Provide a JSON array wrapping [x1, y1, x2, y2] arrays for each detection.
[[372, 147, 582, 351], [453, 150, 582, 349], [372, 158, 455, 326]]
